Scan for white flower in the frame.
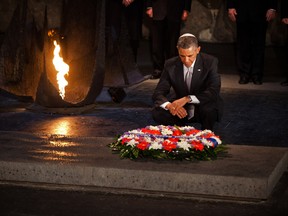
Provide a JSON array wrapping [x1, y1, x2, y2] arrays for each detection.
[[149, 138, 164, 150], [178, 126, 195, 131], [148, 126, 160, 130], [130, 129, 143, 134], [126, 139, 137, 147], [201, 139, 213, 147], [161, 128, 173, 135], [149, 142, 162, 150], [177, 140, 191, 151], [144, 137, 153, 143]]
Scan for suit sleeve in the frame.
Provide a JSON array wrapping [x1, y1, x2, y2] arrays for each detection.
[[146, 0, 152, 8], [227, 0, 237, 9], [195, 57, 221, 107], [268, 0, 277, 10], [152, 66, 173, 107], [184, 0, 192, 12], [281, 0, 288, 18]]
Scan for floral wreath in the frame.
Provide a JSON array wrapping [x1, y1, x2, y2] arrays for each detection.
[[108, 125, 226, 160]]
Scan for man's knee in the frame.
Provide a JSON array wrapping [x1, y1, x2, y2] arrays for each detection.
[[152, 107, 167, 124]]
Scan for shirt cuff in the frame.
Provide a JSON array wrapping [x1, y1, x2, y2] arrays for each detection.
[[160, 102, 170, 110], [188, 95, 200, 104]]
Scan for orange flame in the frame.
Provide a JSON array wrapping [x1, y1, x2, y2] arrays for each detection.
[[52, 40, 69, 99]]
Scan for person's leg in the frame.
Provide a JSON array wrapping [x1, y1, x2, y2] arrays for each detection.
[[281, 25, 288, 86], [150, 20, 165, 78], [106, 0, 122, 57], [124, 0, 143, 62], [192, 106, 218, 130], [236, 22, 252, 84], [165, 19, 181, 59], [250, 22, 267, 84], [106, 0, 122, 42]]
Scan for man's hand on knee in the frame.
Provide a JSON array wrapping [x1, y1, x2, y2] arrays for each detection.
[[173, 97, 191, 108], [167, 101, 188, 118]]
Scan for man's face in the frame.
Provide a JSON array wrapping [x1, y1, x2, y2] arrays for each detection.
[[178, 46, 200, 68]]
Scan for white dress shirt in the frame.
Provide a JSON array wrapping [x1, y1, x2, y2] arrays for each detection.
[[160, 62, 200, 110]]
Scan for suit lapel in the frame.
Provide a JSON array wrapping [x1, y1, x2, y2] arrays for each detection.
[[190, 55, 203, 93], [174, 59, 185, 87]]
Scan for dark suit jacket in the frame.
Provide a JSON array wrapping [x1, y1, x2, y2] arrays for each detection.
[[146, 0, 192, 21], [281, 0, 288, 18], [152, 53, 223, 120], [227, 0, 277, 23]]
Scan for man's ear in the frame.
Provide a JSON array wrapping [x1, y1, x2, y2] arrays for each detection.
[[197, 46, 201, 54]]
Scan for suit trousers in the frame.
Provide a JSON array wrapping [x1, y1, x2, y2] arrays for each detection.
[[236, 21, 267, 80], [152, 105, 218, 130], [150, 18, 181, 71], [106, 0, 143, 61], [285, 25, 288, 80]]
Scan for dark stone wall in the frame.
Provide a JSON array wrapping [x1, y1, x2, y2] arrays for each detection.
[[1, 0, 286, 44], [181, 0, 287, 45], [0, 0, 62, 32]]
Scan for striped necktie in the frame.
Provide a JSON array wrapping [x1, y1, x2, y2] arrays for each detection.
[[185, 68, 194, 119], [185, 68, 192, 91]]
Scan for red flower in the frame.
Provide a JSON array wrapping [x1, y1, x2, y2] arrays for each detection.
[[121, 138, 131, 145], [168, 138, 179, 143], [163, 140, 177, 152], [173, 130, 182, 136], [201, 133, 213, 138], [137, 141, 149, 150], [141, 128, 161, 135], [191, 140, 204, 151], [186, 129, 200, 136]]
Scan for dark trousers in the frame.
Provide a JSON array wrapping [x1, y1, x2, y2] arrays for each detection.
[[236, 21, 267, 80], [150, 18, 181, 71], [285, 25, 288, 80], [106, 0, 143, 61], [152, 106, 218, 130]]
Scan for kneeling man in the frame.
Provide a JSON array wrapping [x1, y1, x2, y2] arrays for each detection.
[[152, 33, 223, 130]]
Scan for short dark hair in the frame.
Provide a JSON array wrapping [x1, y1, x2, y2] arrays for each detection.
[[177, 34, 198, 49]]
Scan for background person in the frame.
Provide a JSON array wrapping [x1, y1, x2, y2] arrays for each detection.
[[146, 0, 192, 79], [227, 0, 277, 85], [280, 0, 288, 86], [106, 0, 143, 62]]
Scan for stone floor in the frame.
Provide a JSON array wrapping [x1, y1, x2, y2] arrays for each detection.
[[1, 74, 287, 147], [0, 73, 288, 216]]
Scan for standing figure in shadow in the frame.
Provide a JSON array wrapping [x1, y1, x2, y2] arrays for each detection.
[[106, 0, 143, 62], [227, 0, 277, 85], [146, 0, 192, 79], [280, 0, 288, 86]]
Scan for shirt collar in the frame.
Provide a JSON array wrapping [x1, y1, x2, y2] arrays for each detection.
[[183, 60, 196, 73]]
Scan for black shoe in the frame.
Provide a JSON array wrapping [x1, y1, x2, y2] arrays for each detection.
[[150, 74, 161, 79], [280, 80, 288, 86], [150, 70, 162, 79], [252, 78, 262, 85], [239, 76, 249, 84]]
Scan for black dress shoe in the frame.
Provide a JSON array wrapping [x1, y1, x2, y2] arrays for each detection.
[[280, 80, 288, 86], [252, 79, 262, 85], [150, 70, 162, 79], [150, 73, 161, 79], [239, 76, 249, 84]]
